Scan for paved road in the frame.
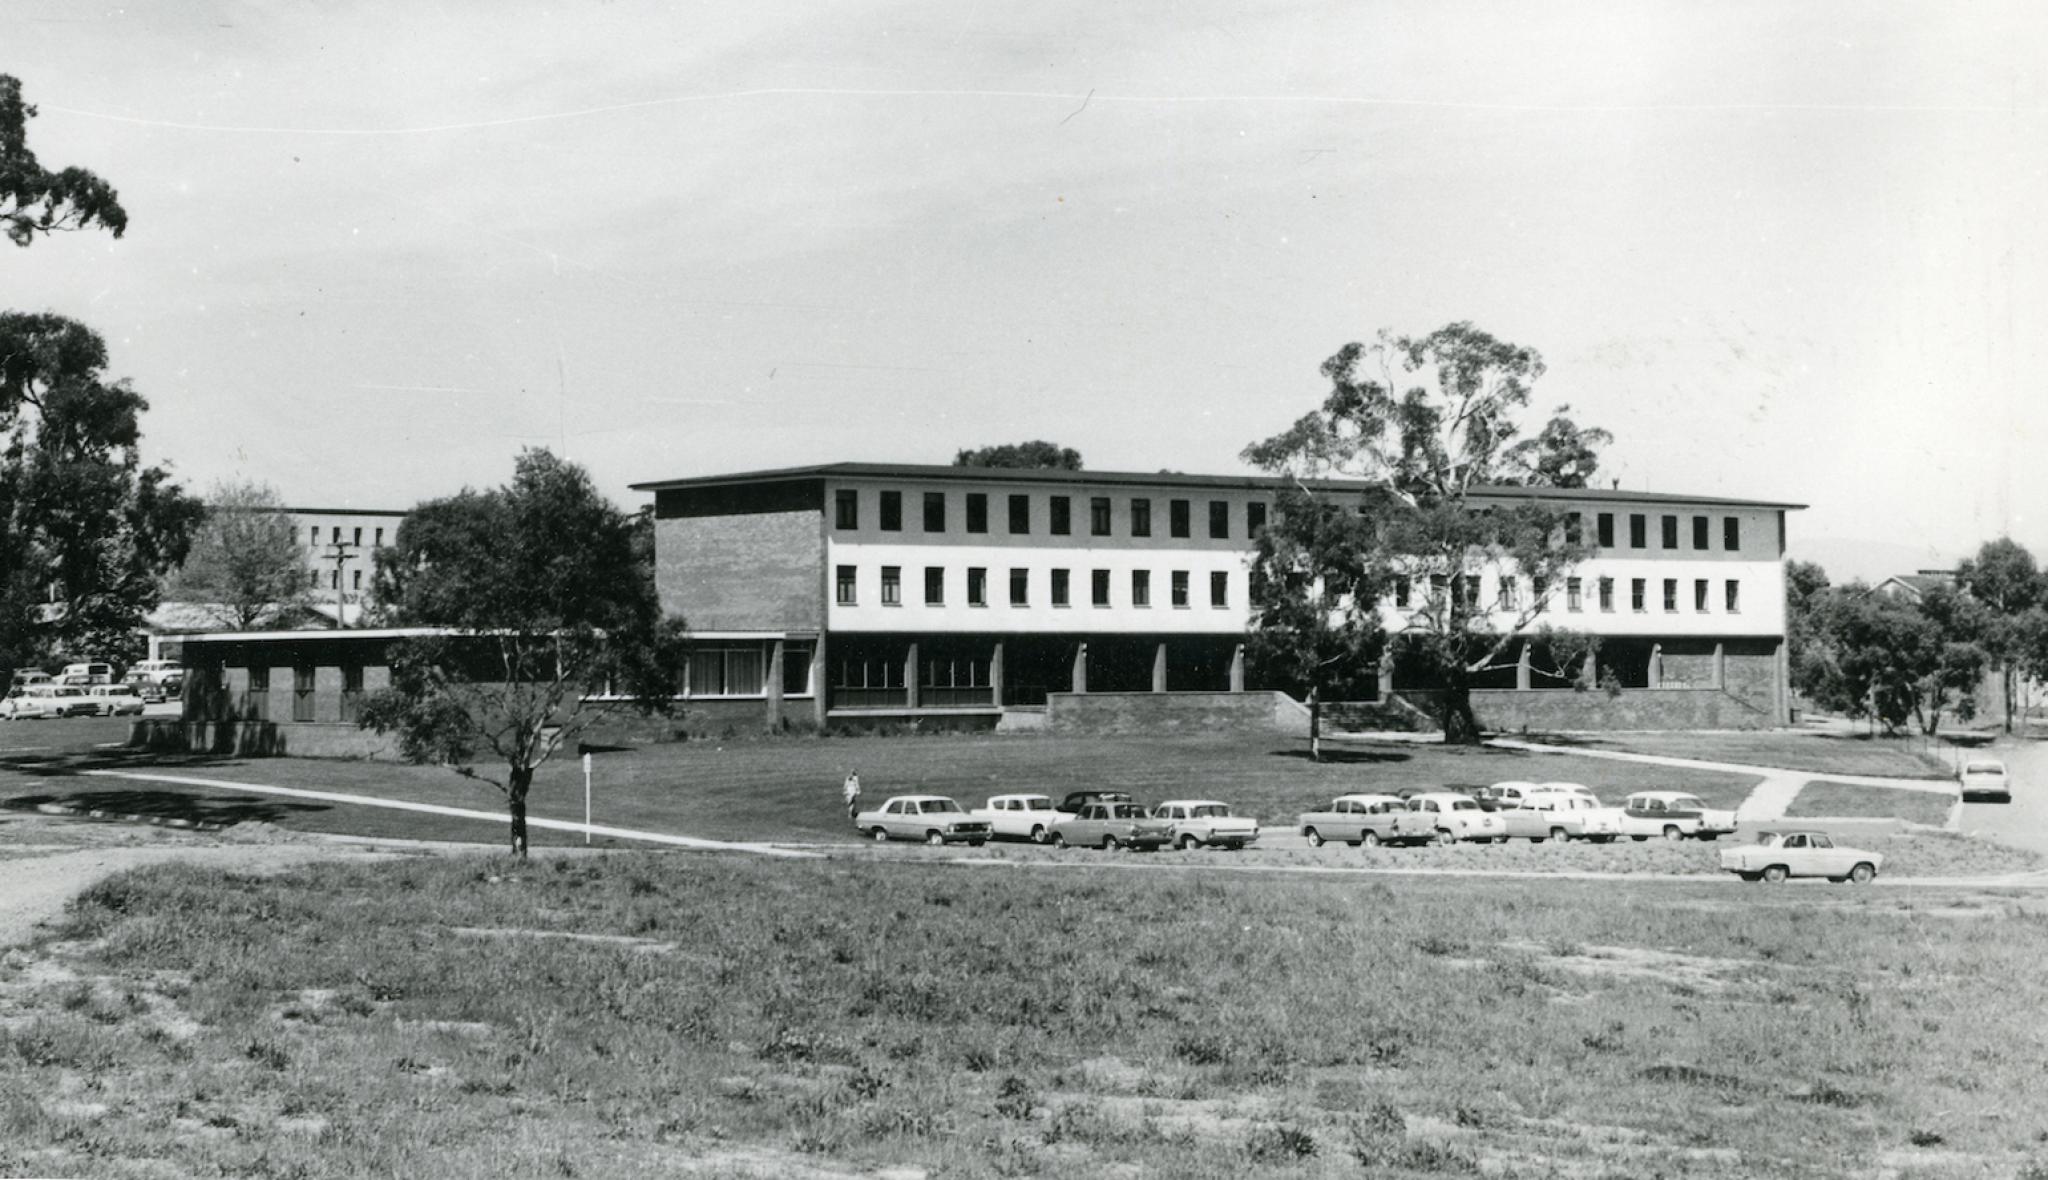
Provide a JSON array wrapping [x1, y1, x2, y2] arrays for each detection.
[[1954, 738, 2048, 858]]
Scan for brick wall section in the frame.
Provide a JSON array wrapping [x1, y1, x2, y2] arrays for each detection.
[[1047, 691, 1309, 736], [1397, 682, 1778, 732], [655, 511, 823, 630]]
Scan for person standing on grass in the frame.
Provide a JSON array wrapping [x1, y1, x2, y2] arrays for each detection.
[[843, 769, 862, 820]]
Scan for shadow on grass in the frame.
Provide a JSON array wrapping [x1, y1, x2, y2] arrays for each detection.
[[1268, 748, 1413, 765], [2, 788, 330, 827], [0, 744, 253, 777]]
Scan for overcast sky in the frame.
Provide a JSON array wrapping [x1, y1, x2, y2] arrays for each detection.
[[7, 1, 2044, 582]]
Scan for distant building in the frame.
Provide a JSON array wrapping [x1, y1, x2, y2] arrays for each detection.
[[286, 507, 409, 610], [1870, 569, 1957, 604], [633, 462, 1803, 734]]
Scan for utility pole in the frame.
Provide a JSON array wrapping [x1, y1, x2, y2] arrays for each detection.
[[323, 541, 358, 629]]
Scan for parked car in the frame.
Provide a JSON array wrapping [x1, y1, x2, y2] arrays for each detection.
[[1617, 791, 1738, 841], [1055, 801, 1172, 851], [2, 684, 97, 719], [854, 795, 992, 846], [1151, 799, 1259, 850], [972, 793, 1067, 843], [1507, 790, 1625, 842], [1719, 830, 1882, 883], [59, 661, 115, 686], [85, 684, 147, 716], [1296, 794, 1428, 847], [1057, 789, 1133, 815], [1473, 781, 1540, 811], [126, 658, 183, 686], [123, 672, 166, 703], [1404, 792, 1508, 844], [1959, 760, 2011, 803], [9, 670, 52, 690]]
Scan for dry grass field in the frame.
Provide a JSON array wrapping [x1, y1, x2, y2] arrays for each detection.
[[6, 851, 2048, 1178]]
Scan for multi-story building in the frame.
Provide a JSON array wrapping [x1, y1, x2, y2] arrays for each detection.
[[286, 507, 409, 612], [633, 462, 1802, 733]]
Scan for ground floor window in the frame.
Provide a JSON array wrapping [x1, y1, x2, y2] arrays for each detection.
[[690, 646, 765, 697]]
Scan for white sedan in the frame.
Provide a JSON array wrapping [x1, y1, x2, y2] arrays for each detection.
[[971, 794, 1067, 843], [1959, 760, 2010, 803], [1719, 831, 1882, 884]]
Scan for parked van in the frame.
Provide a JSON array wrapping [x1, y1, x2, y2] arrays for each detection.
[[127, 659, 183, 685], [60, 661, 116, 686]]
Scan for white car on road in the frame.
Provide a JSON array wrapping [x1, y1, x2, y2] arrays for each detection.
[[1618, 791, 1738, 841], [1959, 760, 2010, 803], [1405, 792, 1508, 844], [1720, 830, 1881, 883], [1151, 799, 1260, 851], [972, 794, 1067, 843]]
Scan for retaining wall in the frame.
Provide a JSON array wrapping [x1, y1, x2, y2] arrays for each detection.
[[1046, 691, 1308, 736]]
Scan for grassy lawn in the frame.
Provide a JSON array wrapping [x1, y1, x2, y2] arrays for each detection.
[[1554, 731, 1955, 780], [0, 733, 1759, 848], [1786, 781, 1959, 827], [6, 854, 2048, 1178]]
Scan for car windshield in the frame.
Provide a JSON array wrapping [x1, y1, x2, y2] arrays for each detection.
[[1450, 799, 1479, 811], [1966, 762, 2004, 775], [921, 800, 961, 814]]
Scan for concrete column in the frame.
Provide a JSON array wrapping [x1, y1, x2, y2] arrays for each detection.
[[1775, 638, 1790, 725], [1516, 643, 1532, 691], [1152, 643, 1168, 692], [1071, 642, 1088, 694], [1582, 649, 1597, 690], [1712, 642, 1726, 691], [1229, 644, 1246, 692], [1648, 643, 1663, 689], [905, 642, 919, 709], [766, 639, 785, 728], [811, 638, 828, 725], [991, 641, 1005, 708], [1378, 650, 1396, 699]]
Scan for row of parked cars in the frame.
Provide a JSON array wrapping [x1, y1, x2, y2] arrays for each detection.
[[3, 659, 183, 720], [855, 791, 1260, 851], [1296, 784, 1739, 847]]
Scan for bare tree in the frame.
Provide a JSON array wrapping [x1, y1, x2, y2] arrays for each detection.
[[169, 481, 311, 630]]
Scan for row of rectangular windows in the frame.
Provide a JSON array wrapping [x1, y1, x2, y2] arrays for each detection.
[[834, 490, 1746, 553], [1573, 512, 1741, 551], [310, 525, 386, 549], [1393, 575, 1743, 614], [834, 489, 1267, 540], [835, 565, 1231, 610]]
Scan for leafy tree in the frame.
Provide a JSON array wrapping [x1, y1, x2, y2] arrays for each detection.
[[166, 481, 312, 630], [1243, 323, 1610, 742], [2, 75, 127, 247], [1244, 484, 1388, 759], [1800, 583, 1985, 736], [357, 449, 685, 856], [952, 441, 1082, 470], [1955, 538, 2043, 733], [1785, 559, 1833, 702]]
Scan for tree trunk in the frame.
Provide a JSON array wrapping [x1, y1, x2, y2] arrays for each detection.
[[508, 766, 532, 858], [1441, 684, 1481, 745], [1307, 684, 1322, 761]]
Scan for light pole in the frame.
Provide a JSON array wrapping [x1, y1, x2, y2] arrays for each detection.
[[323, 541, 358, 629]]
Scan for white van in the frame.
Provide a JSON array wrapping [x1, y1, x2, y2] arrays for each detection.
[[60, 661, 115, 686], [128, 659, 183, 685]]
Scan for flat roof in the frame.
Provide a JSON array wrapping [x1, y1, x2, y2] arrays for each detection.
[[281, 506, 410, 517], [631, 461, 1805, 510]]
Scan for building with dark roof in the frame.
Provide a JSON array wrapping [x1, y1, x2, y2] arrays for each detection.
[[633, 463, 1805, 734]]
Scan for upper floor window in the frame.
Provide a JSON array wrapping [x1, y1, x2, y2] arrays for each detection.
[[1091, 569, 1111, 606], [1691, 515, 1708, 550], [1564, 513, 1582, 545], [1246, 501, 1268, 537], [1395, 579, 1412, 608], [924, 566, 945, 605], [924, 492, 946, 532], [879, 491, 902, 532], [1169, 499, 1191, 538], [881, 566, 901, 605], [1051, 569, 1071, 607], [1628, 514, 1646, 548], [1630, 578, 1646, 611], [1130, 498, 1152, 537], [1008, 494, 1030, 535], [1662, 578, 1678, 612], [965, 493, 988, 534], [836, 565, 856, 605], [1090, 498, 1111, 536], [1725, 579, 1741, 612], [1009, 568, 1029, 606], [1171, 570, 1190, 607], [1597, 513, 1615, 547], [1660, 515, 1679, 549], [1694, 578, 1709, 612], [352, 527, 363, 546], [1598, 577, 1614, 612], [1209, 500, 1230, 539], [967, 567, 988, 607], [1131, 569, 1151, 607], [374, 528, 384, 547], [834, 490, 858, 530], [1724, 517, 1741, 551], [1050, 496, 1071, 535], [1498, 577, 1518, 611], [1210, 570, 1228, 608], [1566, 577, 1583, 611]]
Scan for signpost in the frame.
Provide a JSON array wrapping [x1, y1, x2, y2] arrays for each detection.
[[582, 752, 593, 845]]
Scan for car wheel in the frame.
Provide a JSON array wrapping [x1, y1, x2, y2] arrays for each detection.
[[1050, 831, 1066, 849], [1433, 828, 1454, 847], [1738, 871, 1761, 883], [870, 828, 890, 843], [1103, 835, 1119, 851], [1631, 835, 1649, 842], [967, 840, 985, 848], [1178, 834, 1199, 852], [1550, 827, 1569, 844], [925, 831, 945, 847], [1849, 862, 1876, 884], [1303, 827, 1324, 848], [1361, 830, 1380, 848], [1762, 865, 1789, 884], [1030, 825, 1047, 844], [1661, 825, 1683, 842]]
